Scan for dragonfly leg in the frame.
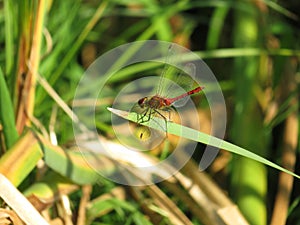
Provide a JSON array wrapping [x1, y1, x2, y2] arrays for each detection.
[[137, 107, 152, 124], [153, 109, 168, 137], [137, 108, 169, 138]]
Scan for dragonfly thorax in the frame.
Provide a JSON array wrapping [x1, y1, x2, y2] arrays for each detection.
[[138, 95, 168, 109]]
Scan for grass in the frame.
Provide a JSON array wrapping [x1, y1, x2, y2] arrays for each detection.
[[0, 0, 299, 224]]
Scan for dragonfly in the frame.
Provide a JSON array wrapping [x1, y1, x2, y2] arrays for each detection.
[[133, 45, 204, 139]]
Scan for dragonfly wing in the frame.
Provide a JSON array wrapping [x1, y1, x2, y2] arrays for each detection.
[[156, 44, 187, 98], [173, 62, 196, 107], [154, 45, 199, 108], [155, 44, 176, 97]]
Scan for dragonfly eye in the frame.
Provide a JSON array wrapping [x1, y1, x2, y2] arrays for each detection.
[[138, 97, 147, 107]]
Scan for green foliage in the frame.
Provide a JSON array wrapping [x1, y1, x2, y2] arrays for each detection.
[[0, 0, 299, 224], [0, 68, 19, 148]]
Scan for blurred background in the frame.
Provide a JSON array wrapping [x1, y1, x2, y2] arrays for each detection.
[[0, 0, 299, 224]]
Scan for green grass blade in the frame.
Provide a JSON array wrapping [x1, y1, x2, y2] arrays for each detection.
[[3, 0, 15, 78], [41, 143, 103, 185], [0, 67, 19, 148], [108, 107, 300, 180], [0, 131, 42, 186], [23, 171, 78, 199], [265, 0, 298, 20], [49, 1, 109, 85], [206, 6, 229, 49]]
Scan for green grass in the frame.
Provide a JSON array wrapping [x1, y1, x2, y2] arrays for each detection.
[[0, 0, 299, 224], [109, 107, 300, 179]]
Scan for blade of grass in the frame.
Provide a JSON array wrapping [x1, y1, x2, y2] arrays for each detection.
[[25, 0, 46, 123], [36, 1, 109, 104], [138, 0, 173, 41], [101, 1, 193, 80], [0, 129, 110, 186], [0, 174, 49, 225], [36, 133, 107, 185], [106, 48, 300, 84], [3, 0, 15, 80], [14, 0, 46, 133], [108, 107, 300, 180], [230, 3, 267, 224], [23, 171, 78, 199], [206, 5, 229, 49], [265, 0, 298, 20], [48, 1, 109, 86], [0, 67, 19, 149], [0, 131, 42, 186]]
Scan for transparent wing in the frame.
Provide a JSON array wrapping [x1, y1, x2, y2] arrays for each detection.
[[154, 45, 199, 108], [155, 44, 179, 97], [172, 62, 196, 107], [156, 45, 197, 93]]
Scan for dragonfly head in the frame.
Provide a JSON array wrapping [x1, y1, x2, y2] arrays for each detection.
[[138, 97, 148, 108]]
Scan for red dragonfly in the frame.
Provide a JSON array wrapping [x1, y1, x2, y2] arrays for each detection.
[[134, 45, 204, 138]]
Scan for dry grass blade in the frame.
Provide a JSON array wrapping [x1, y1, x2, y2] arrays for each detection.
[[130, 185, 193, 225], [162, 178, 217, 225], [82, 137, 249, 224], [0, 208, 24, 225], [129, 166, 249, 225], [37, 74, 79, 124], [76, 185, 92, 225], [0, 131, 43, 186], [270, 60, 299, 225], [16, 0, 46, 133], [0, 174, 49, 225], [180, 159, 249, 225], [57, 195, 73, 225], [147, 184, 194, 225]]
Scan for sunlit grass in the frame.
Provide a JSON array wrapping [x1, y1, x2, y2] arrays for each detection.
[[0, 0, 299, 224]]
